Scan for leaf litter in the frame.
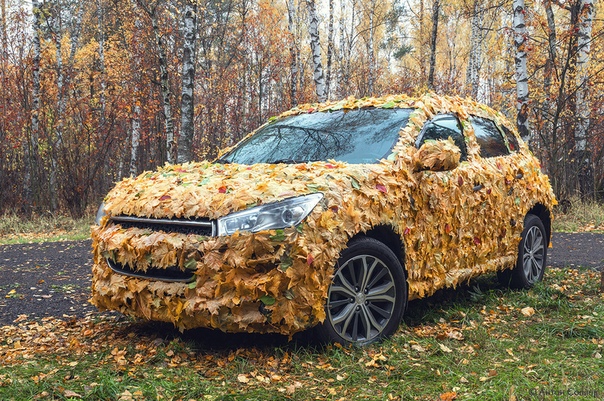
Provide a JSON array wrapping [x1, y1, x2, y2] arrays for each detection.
[[0, 268, 603, 399]]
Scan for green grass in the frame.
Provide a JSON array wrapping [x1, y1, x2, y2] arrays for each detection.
[[0, 212, 93, 245], [1, 268, 603, 400], [553, 197, 604, 233]]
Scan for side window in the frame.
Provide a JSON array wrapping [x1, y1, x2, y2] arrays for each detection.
[[470, 117, 510, 158], [500, 124, 520, 153], [415, 114, 468, 161]]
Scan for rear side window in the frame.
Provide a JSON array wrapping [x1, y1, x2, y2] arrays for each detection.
[[500, 124, 520, 152], [415, 114, 468, 161], [470, 117, 510, 158]]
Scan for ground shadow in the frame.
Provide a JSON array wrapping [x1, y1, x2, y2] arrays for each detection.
[[110, 272, 520, 352]]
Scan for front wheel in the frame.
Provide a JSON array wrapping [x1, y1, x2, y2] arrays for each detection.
[[499, 214, 547, 289], [316, 237, 407, 346]]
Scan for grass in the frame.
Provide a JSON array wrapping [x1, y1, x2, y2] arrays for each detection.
[[0, 212, 93, 245], [1, 267, 603, 400], [0, 201, 603, 399], [553, 197, 604, 233]]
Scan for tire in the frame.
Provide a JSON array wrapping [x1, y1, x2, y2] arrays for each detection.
[[316, 237, 407, 346], [499, 214, 547, 289]]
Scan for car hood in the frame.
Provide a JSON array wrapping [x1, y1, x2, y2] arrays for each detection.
[[102, 160, 384, 220]]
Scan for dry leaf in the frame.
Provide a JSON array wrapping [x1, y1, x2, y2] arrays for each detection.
[[521, 307, 535, 317], [90, 93, 556, 336]]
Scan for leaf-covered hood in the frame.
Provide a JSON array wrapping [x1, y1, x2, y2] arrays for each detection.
[[103, 160, 378, 220]]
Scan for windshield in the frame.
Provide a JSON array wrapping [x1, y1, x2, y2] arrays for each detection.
[[219, 108, 413, 164]]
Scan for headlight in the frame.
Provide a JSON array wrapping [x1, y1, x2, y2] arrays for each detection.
[[95, 202, 107, 225], [217, 193, 323, 236]]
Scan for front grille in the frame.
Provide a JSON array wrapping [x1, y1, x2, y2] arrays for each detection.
[[104, 215, 211, 282], [107, 259, 195, 283], [110, 215, 215, 237]]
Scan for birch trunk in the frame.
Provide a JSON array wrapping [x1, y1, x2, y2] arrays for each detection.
[[177, 2, 197, 164], [574, 0, 593, 153], [26, 0, 43, 212], [337, 0, 345, 98], [367, 0, 375, 95], [326, 0, 334, 99], [543, 0, 557, 106], [306, 0, 326, 102], [50, 7, 66, 212], [286, 0, 298, 106], [465, 0, 483, 99], [427, 0, 440, 90], [98, 0, 107, 123], [574, 0, 594, 196], [143, 2, 176, 164], [130, 104, 141, 176], [513, 0, 530, 143]]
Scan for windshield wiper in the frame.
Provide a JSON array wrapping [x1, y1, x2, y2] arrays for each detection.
[[272, 159, 301, 164], [271, 159, 316, 164]]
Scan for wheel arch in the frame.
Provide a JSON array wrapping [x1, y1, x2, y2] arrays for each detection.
[[353, 225, 406, 276], [527, 203, 552, 243]]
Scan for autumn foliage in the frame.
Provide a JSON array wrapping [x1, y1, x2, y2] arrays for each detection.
[[0, 0, 602, 217]]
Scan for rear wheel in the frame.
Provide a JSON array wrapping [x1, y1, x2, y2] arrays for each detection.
[[499, 214, 547, 289], [316, 237, 407, 346]]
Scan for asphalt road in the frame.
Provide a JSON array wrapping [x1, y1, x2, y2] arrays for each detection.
[[0, 233, 602, 326]]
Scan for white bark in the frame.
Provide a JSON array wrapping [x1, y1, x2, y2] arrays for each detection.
[[138, 0, 176, 164], [286, 0, 298, 105], [367, 0, 376, 95], [513, 0, 530, 143], [306, 0, 326, 102], [26, 0, 43, 210], [574, 0, 593, 153], [130, 104, 141, 177], [337, 0, 345, 98], [466, 0, 484, 99], [50, 4, 65, 212], [98, 0, 107, 122], [178, 2, 197, 164], [326, 0, 334, 99]]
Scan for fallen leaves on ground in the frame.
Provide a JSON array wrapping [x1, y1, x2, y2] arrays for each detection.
[[1, 268, 602, 400]]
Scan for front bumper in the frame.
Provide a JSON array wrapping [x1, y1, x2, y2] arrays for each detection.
[[90, 223, 337, 335]]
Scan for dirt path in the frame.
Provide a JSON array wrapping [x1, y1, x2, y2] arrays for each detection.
[[1, 233, 603, 326]]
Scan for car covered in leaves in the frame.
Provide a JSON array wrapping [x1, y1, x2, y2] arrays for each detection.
[[92, 93, 556, 346]]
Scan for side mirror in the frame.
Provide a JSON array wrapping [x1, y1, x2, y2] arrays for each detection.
[[413, 138, 461, 172]]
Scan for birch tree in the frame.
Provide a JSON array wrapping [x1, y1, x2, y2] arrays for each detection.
[[367, 0, 377, 95], [574, 0, 594, 196], [137, 0, 176, 164], [130, 104, 141, 177], [465, 0, 483, 98], [513, 0, 530, 143], [178, 1, 197, 164], [306, 0, 326, 102], [325, 0, 334, 98], [286, 0, 298, 105], [427, 0, 440, 90], [26, 0, 43, 212]]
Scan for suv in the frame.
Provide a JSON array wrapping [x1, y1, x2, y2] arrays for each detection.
[[92, 93, 556, 346]]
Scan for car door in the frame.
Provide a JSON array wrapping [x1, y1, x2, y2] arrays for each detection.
[[405, 113, 501, 297], [468, 116, 527, 265]]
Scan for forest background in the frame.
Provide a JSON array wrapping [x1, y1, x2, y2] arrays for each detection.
[[0, 0, 602, 218]]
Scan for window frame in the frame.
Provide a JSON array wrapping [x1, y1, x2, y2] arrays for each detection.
[[415, 113, 468, 162], [469, 116, 511, 159]]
